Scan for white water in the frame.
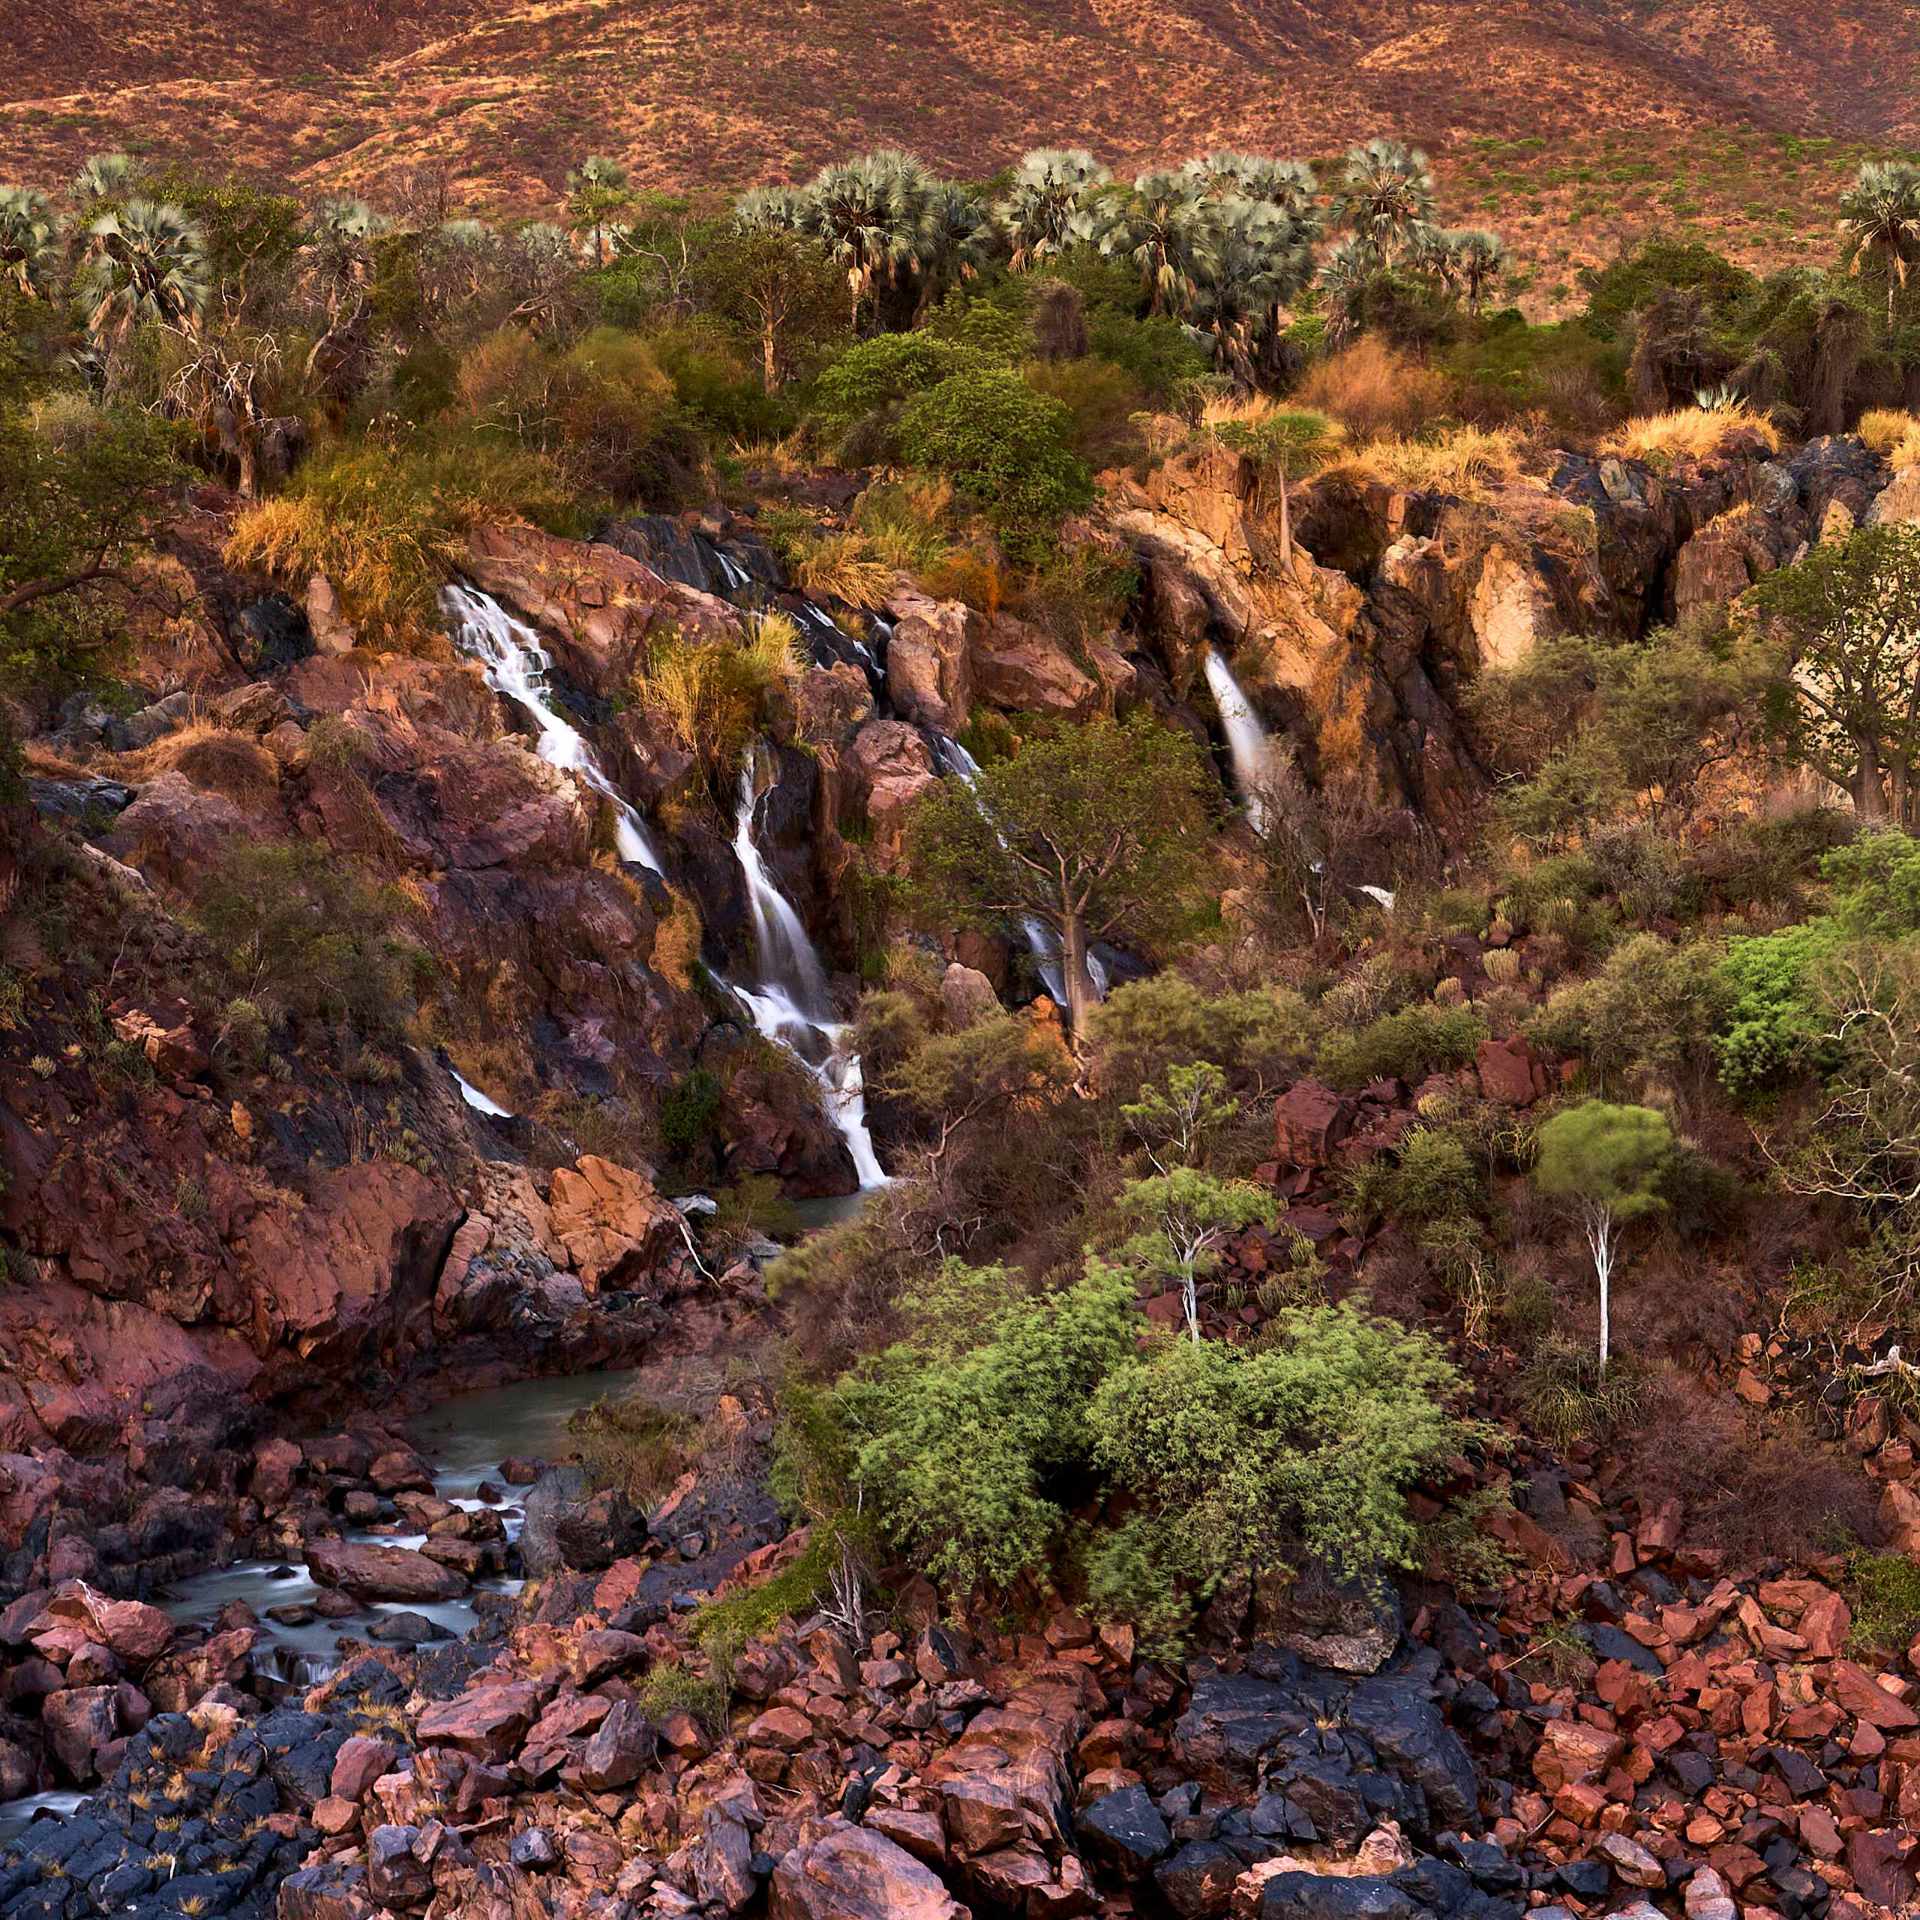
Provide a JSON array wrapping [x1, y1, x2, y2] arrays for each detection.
[[727, 748, 888, 1189], [1203, 648, 1278, 837], [933, 735, 1107, 1006], [450, 1064, 512, 1118], [712, 548, 752, 594], [442, 584, 664, 876], [1355, 884, 1397, 912]]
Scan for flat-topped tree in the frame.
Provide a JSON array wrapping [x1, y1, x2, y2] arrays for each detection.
[[908, 713, 1213, 1038]]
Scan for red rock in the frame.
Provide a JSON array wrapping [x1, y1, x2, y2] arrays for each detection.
[[331, 1734, 398, 1802], [42, 1684, 119, 1783], [545, 1154, 681, 1291], [747, 1706, 815, 1753], [307, 1537, 466, 1604], [1798, 1588, 1852, 1659], [1475, 1033, 1550, 1107], [573, 1699, 653, 1790], [1830, 1659, 1920, 1730], [1272, 1080, 1354, 1169], [415, 1683, 543, 1761], [38, 1583, 174, 1665], [1533, 1717, 1623, 1792], [770, 1822, 967, 1920], [866, 1805, 947, 1866]]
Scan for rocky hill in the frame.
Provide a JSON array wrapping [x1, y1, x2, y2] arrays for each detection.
[[3, 2, 1916, 217]]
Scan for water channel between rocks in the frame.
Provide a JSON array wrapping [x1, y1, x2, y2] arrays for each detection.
[[0, 1351, 789, 1841]]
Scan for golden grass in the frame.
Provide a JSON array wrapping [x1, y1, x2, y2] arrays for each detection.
[[790, 531, 895, 611], [1292, 337, 1454, 442], [633, 612, 806, 786], [1330, 425, 1524, 496], [1600, 405, 1781, 464], [1859, 407, 1920, 468]]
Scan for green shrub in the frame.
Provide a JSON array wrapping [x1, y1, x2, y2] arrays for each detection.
[[1088, 974, 1318, 1097], [1714, 919, 1846, 1094], [898, 368, 1093, 553], [1086, 1303, 1473, 1649], [224, 439, 578, 650], [1846, 1550, 1920, 1654], [635, 1659, 730, 1731], [813, 333, 998, 428], [1531, 934, 1730, 1090], [1316, 1004, 1486, 1091], [659, 1067, 723, 1156], [1517, 1335, 1647, 1445], [567, 1394, 697, 1507], [830, 1261, 1142, 1592]]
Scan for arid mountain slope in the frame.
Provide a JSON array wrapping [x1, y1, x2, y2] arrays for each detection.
[[2, 0, 1917, 208]]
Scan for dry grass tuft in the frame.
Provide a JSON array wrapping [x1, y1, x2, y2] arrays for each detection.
[[1330, 424, 1524, 496], [1293, 337, 1454, 441], [1601, 405, 1780, 464], [1859, 407, 1920, 468], [790, 531, 895, 611]]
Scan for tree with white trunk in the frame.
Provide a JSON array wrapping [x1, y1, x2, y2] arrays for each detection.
[[1533, 1101, 1673, 1368]]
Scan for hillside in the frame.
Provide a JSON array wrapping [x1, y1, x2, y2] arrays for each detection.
[[4, 1, 1917, 203]]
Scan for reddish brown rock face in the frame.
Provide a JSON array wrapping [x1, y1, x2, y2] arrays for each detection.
[[770, 1823, 968, 1920], [307, 1538, 468, 1605], [464, 523, 741, 698]]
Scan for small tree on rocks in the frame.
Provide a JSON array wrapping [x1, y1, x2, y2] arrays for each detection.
[[1533, 1101, 1673, 1368]]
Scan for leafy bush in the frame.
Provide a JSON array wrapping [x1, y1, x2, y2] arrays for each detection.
[[1846, 1550, 1920, 1654], [1088, 973, 1318, 1097], [898, 367, 1093, 553], [829, 1261, 1141, 1592], [1086, 1304, 1472, 1648], [1316, 1003, 1486, 1090], [568, 1394, 697, 1507], [1531, 934, 1730, 1090], [457, 325, 697, 503], [631, 613, 803, 790], [1022, 355, 1148, 464], [658, 1067, 722, 1156], [813, 333, 998, 430], [1715, 919, 1846, 1094]]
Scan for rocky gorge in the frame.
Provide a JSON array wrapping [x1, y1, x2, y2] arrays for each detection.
[[6, 404, 1920, 1920]]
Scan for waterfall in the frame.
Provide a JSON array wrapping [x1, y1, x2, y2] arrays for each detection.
[[727, 746, 888, 1189], [1202, 647, 1278, 837], [448, 1063, 512, 1119], [442, 584, 664, 876], [933, 735, 1107, 1004], [711, 548, 752, 594]]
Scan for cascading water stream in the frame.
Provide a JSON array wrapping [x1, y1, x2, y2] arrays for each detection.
[[727, 746, 888, 1189], [1202, 646, 1279, 837], [442, 584, 664, 876], [933, 734, 1107, 1004]]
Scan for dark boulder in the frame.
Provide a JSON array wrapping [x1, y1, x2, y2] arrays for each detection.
[[1076, 1785, 1172, 1876], [518, 1465, 647, 1576]]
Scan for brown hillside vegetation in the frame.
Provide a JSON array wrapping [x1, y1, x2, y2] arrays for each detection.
[[4, 0, 1919, 209]]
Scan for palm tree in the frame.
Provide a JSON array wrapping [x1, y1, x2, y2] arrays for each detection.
[[70, 151, 136, 205], [1449, 229, 1507, 314], [1180, 153, 1319, 229], [1082, 171, 1217, 317], [802, 149, 936, 329], [304, 197, 387, 412], [735, 186, 813, 234], [919, 184, 993, 313], [1840, 160, 1920, 329], [566, 155, 633, 267], [1335, 139, 1436, 265], [1208, 405, 1342, 567], [0, 187, 61, 298], [1317, 236, 1375, 345], [81, 199, 208, 348], [1188, 196, 1313, 387], [995, 147, 1109, 271]]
